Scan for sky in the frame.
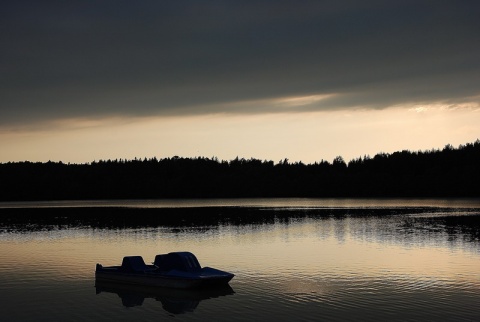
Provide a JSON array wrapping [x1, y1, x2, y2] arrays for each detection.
[[1, 0, 479, 164]]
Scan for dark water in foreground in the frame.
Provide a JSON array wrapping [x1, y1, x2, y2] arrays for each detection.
[[0, 199, 479, 321]]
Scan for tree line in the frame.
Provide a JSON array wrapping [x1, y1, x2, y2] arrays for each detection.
[[0, 140, 479, 201]]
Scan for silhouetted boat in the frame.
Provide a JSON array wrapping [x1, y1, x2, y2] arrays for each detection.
[[95, 280, 235, 313], [95, 252, 234, 289]]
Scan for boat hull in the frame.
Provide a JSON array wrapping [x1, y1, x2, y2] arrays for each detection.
[[95, 270, 234, 289]]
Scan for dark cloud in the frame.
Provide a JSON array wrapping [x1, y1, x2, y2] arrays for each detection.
[[1, 0, 479, 125]]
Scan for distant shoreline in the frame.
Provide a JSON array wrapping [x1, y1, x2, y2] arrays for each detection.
[[1, 199, 479, 232], [1, 197, 480, 209]]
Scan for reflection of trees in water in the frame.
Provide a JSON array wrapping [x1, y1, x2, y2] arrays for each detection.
[[333, 217, 347, 244], [401, 215, 480, 244], [1, 207, 479, 245], [344, 212, 480, 247]]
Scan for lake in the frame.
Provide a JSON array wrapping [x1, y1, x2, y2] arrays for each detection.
[[0, 198, 479, 321]]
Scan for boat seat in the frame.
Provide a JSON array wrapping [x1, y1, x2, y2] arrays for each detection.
[[121, 256, 154, 273], [154, 252, 202, 272]]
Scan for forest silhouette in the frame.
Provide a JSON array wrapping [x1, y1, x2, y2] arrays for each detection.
[[0, 140, 479, 201]]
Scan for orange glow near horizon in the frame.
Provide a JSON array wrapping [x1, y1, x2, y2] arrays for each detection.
[[0, 106, 479, 164]]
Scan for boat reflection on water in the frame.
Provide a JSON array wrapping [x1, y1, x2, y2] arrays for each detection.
[[95, 280, 235, 314]]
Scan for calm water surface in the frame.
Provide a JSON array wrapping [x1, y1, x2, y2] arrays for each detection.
[[0, 199, 479, 321]]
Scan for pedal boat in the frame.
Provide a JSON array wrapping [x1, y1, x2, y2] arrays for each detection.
[[95, 252, 234, 289]]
